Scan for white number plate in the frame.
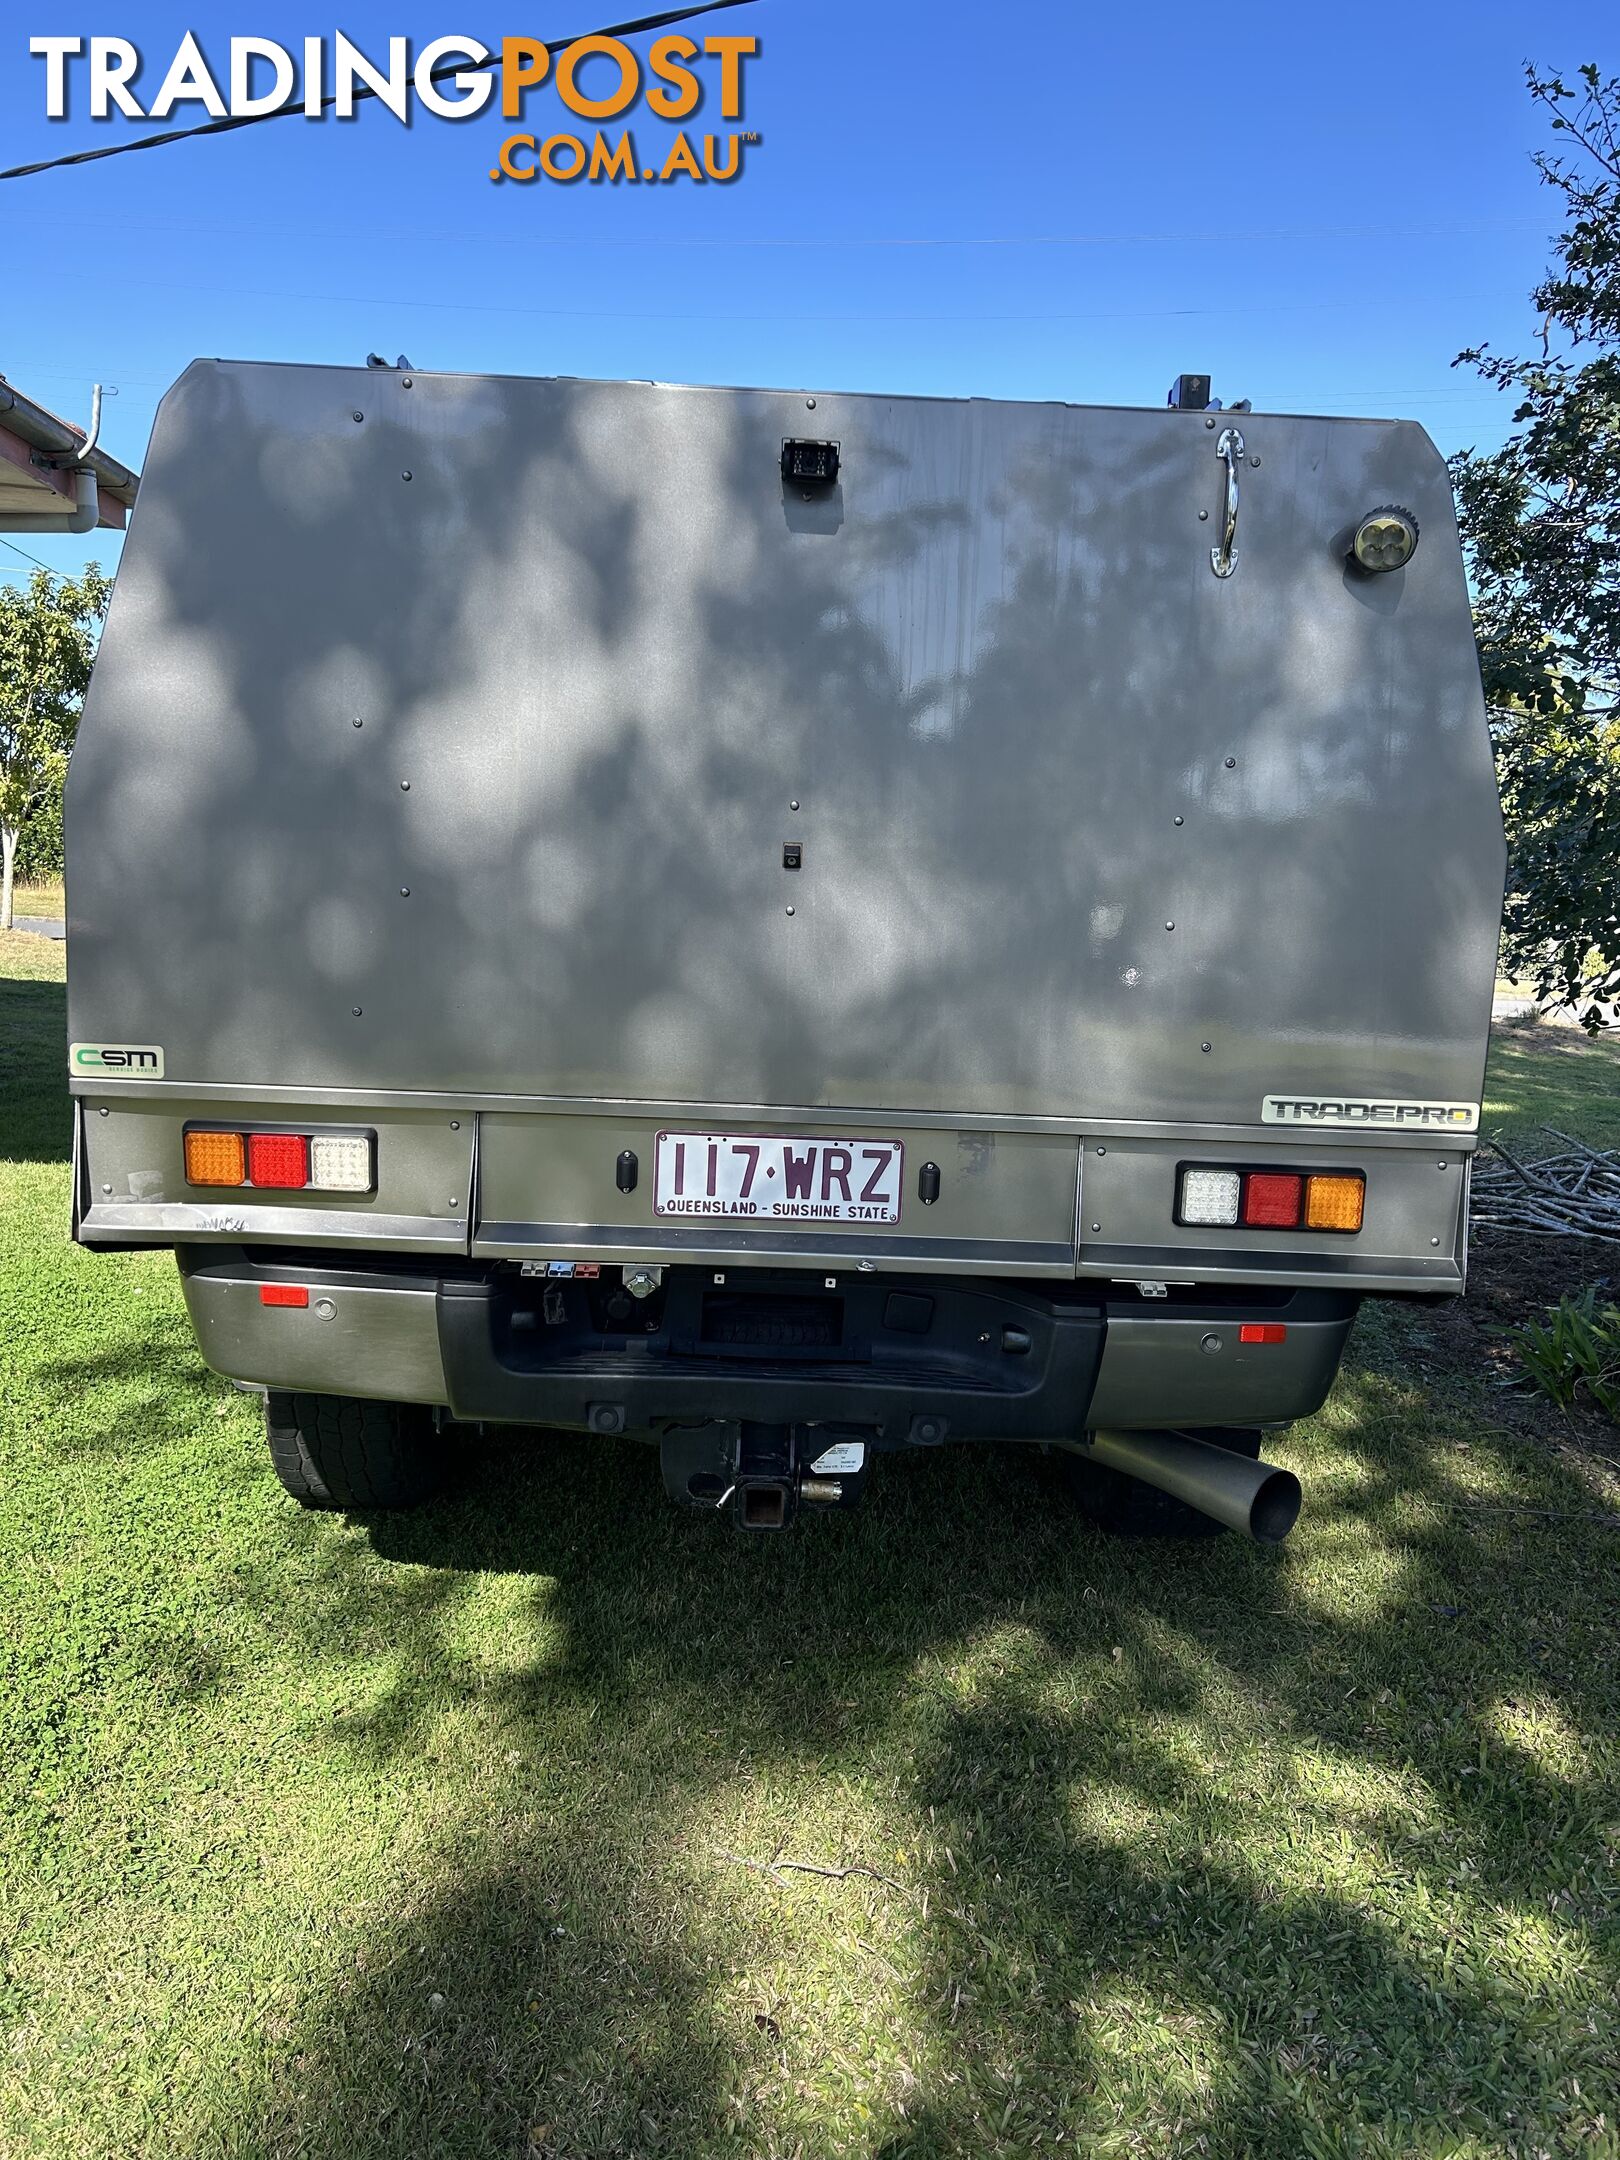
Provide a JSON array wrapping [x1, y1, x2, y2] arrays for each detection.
[[653, 1132, 904, 1224]]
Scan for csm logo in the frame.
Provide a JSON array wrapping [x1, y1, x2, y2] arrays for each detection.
[[70, 1042, 165, 1078], [1262, 1094, 1479, 1131]]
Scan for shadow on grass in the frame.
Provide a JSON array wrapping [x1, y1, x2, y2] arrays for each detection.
[[214, 1385, 1620, 2157]]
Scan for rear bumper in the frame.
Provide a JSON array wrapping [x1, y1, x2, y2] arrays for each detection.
[[178, 1252, 1359, 1441]]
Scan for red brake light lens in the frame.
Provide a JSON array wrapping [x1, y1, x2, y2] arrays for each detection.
[[1241, 1172, 1303, 1228], [246, 1132, 310, 1189]]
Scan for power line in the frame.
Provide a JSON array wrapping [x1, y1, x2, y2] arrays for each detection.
[[0, 535, 57, 572], [0, 0, 760, 182]]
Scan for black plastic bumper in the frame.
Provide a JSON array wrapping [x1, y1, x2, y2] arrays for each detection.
[[436, 1268, 1107, 1443]]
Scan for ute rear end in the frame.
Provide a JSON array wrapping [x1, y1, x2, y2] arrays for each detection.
[[65, 360, 1504, 1535]]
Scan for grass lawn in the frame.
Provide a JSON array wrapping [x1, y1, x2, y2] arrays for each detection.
[[2, 928, 1618, 2159], [6, 880, 64, 920]]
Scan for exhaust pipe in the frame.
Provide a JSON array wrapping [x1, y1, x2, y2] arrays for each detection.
[[1083, 1428, 1301, 1543]]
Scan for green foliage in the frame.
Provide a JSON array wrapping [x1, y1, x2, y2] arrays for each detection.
[[0, 562, 109, 928], [1501, 1285, 1620, 1420], [13, 773, 62, 884], [1452, 64, 1620, 1030]]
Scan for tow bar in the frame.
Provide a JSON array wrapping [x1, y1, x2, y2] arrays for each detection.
[[660, 1421, 861, 1527]]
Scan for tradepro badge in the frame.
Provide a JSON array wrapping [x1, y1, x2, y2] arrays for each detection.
[[1261, 1093, 1479, 1131]]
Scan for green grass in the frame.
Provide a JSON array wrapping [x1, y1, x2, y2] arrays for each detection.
[[2, 927, 1618, 2159], [6, 880, 64, 919], [1483, 1022, 1620, 1151]]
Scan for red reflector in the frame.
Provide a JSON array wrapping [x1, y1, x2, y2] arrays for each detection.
[[1239, 1322, 1288, 1344], [1242, 1172, 1304, 1228], [259, 1284, 310, 1308], [247, 1132, 310, 1188]]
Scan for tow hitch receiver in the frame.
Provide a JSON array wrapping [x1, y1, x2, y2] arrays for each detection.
[[660, 1421, 866, 1528]]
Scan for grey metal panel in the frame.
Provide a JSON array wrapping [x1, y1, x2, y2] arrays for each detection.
[[79, 1096, 474, 1251], [473, 1110, 1079, 1270], [68, 362, 1504, 1145], [180, 1266, 448, 1403], [1076, 1134, 1464, 1290], [1079, 1244, 1461, 1295], [1086, 1310, 1353, 1428], [472, 1220, 1075, 1277], [62, 1073, 1487, 1152]]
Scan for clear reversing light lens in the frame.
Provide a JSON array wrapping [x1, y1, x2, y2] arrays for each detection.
[[309, 1133, 374, 1193], [1179, 1168, 1241, 1225]]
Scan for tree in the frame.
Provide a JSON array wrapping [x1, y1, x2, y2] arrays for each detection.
[[0, 563, 111, 931], [1452, 62, 1620, 1030]]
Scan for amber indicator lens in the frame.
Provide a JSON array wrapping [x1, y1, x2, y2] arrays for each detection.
[[183, 1130, 246, 1186], [1305, 1172, 1366, 1232]]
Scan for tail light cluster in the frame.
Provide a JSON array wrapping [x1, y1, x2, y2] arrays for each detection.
[[183, 1126, 375, 1194], [1177, 1164, 1365, 1235]]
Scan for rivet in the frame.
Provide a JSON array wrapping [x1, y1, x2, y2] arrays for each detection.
[[352, 411, 364, 422], [98, 1106, 109, 1117], [450, 1120, 461, 1130], [352, 717, 363, 729], [1174, 814, 1184, 825], [1165, 921, 1175, 932], [1198, 509, 1210, 522], [1095, 1145, 1106, 1156], [1437, 1160, 1448, 1170], [1205, 416, 1216, 429], [1249, 455, 1261, 467], [1431, 1236, 1440, 1246], [450, 1199, 460, 1210], [402, 470, 413, 482], [1224, 756, 1237, 769], [102, 1182, 112, 1194], [400, 887, 410, 897], [790, 799, 800, 812], [785, 905, 795, 916], [352, 1006, 362, 1017], [1201, 1042, 1212, 1053], [400, 779, 410, 790], [1089, 1222, 1101, 1234], [806, 397, 816, 409], [402, 376, 413, 388]]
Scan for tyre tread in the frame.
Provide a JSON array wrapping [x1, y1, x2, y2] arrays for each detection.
[[265, 1391, 443, 1510]]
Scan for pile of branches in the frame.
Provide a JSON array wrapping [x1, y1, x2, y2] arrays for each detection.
[[1471, 1127, 1620, 1243]]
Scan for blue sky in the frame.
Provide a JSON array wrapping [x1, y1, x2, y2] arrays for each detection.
[[0, 0, 1609, 588]]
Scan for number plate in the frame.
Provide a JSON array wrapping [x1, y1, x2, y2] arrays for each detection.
[[653, 1132, 904, 1224]]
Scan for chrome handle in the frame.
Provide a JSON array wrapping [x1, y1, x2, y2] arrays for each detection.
[[1210, 425, 1245, 579]]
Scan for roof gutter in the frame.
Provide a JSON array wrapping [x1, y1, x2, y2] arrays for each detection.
[[0, 379, 139, 512], [5, 463, 101, 533]]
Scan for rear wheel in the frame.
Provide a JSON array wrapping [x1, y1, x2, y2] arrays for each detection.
[[1063, 1427, 1262, 1539], [265, 1391, 446, 1510]]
